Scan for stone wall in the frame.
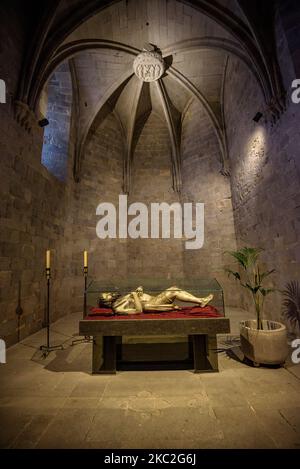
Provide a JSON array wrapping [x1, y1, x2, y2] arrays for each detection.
[[128, 112, 183, 281], [181, 99, 239, 307], [0, 14, 75, 345], [68, 106, 239, 309], [69, 112, 126, 312], [0, 0, 27, 103], [0, 109, 76, 345], [68, 107, 239, 311], [224, 14, 300, 329], [278, 0, 300, 75], [69, 111, 184, 308], [41, 63, 72, 182]]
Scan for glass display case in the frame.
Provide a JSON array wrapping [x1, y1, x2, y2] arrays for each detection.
[[82, 278, 229, 373], [85, 277, 225, 316]]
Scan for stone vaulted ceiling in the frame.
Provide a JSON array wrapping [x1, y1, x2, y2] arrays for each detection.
[[15, 0, 288, 192], [46, 0, 236, 191]]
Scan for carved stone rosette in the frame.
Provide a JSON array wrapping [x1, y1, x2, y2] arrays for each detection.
[[133, 50, 165, 82]]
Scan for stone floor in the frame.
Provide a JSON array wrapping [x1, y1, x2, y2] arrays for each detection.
[[0, 309, 300, 449]]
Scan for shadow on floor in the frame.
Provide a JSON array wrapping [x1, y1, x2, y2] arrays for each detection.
[[30, 342, 92, 374], [220, 344, 283, 369]]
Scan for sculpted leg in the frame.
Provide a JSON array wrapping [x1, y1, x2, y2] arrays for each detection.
[[173, 290, 214, 307], [149, 286, 213, 308]]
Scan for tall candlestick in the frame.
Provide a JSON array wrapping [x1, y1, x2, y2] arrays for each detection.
[[40, 249, 63, 356], [71, 249, 91, 345], [46, 250, 51, 269], [84, 250, 88, 268]]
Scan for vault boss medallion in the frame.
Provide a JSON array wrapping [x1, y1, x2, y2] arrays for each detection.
[[133, 46, 165, 82]]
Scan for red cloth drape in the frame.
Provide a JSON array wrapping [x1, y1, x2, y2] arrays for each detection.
[[86, 305, 221, 320]]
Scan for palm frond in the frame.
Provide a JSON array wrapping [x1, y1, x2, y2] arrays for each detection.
[[226, 247, 263, 270], [226, 250, 248, 269], [225, 268, 241, 281], [259, 269, 276, 282], [240, 246, 263, 266]]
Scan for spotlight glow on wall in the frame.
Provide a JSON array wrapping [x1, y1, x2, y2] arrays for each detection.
[[244, 126, 267, 178]]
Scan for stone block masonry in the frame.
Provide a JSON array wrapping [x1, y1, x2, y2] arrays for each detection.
[[224, 14, 300, 328]]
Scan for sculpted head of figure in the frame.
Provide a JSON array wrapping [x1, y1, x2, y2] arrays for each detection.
[[136, 286, 144, 297], [98, 292, 120, 308]]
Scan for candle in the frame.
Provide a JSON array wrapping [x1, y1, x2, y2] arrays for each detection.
[[46, 250, 51, 269], [84, 250, 88, 268]]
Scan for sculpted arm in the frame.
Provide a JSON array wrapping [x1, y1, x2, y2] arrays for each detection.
[[113, 292, 143, 314], [132, 292, 143, 313], [144, 303, 180, 311]]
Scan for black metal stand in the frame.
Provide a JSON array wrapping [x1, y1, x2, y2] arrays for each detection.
[[72, 266, 92, 346], [16, 279, 23, 343], [40, 267, 64, 357], [83, 266, 88, 318]]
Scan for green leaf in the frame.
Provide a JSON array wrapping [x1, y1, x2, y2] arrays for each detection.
[[225, 247, 264, 270], [260, 269, 276, 281], [227, 251, 248, 269], [260, 288, 276, 297], [240, 247, 263, 266], [226, 269, 241, 281], [245, 283, 260, 294]]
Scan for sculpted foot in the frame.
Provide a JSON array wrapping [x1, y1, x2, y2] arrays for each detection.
[[199, 294, 214, 307]]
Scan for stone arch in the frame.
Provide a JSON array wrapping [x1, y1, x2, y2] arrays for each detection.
[[34, 38, 264, 183], [16, 0, 285, 124]]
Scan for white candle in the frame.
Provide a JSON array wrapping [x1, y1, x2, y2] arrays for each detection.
[[46, 250, 50, 269], [84, 250, 88, 268]]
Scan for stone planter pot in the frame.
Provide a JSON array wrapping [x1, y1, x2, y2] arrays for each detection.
[[240, 319, 289, 366]]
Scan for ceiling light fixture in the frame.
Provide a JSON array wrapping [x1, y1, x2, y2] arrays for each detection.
[[38, 118, 49, 127], [253, 112, 263, 123]]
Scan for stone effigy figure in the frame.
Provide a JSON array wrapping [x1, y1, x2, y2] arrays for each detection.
[[99, 286, 214, 315]]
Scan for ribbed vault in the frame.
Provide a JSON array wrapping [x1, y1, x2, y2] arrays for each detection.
[[22, 0, 288, 193], [59, 41, 231, 192]]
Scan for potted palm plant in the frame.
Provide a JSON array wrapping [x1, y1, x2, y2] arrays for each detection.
[[226, 247, 288, 366]]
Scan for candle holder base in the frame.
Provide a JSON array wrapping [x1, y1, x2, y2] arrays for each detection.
[[40, 343, 64, 358], [71, 335, 92, 346]]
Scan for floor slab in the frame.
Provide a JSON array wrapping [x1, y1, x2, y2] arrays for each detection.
[[0, 309, 299, 449]]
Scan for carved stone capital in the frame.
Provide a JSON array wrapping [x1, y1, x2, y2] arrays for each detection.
[[220, 160, 231, 177], [265, 92, 287, 125], [14, 100, 38, 133]]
